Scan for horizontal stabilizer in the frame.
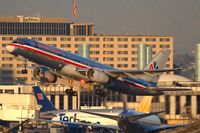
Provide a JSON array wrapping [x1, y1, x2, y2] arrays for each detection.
[[151, 87, 191, 91], [127, 111, 164, 122], [80, 110, 119, 121]]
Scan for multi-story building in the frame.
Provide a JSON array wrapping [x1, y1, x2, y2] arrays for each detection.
[[0, 16, 173, 84]]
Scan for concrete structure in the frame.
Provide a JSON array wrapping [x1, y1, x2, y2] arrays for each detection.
[[0, 16, 173, 85], [78, 44, 90, 58], [137, 44, 153, 69], [195, 44, 200, 82], [0, 85, 37, 121]]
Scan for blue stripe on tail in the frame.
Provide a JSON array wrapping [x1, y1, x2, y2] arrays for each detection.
[[33, 86, 56, 112]]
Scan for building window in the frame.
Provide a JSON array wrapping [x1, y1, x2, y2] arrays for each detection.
[[59, 95, 64, 110], [90, 51, 100, 54], [132, 58, 137, 61], [117, 51, 128, 54], [2, 50, 8, 54], [61, 37, 71, 41], [165, 95, 170, 114], [103, 57, 114, 61], [103, 51, 114, 54], [60, 44, 71, 48], [131, 45, 138, 48], [131, 64, 137, 67], [117, 57, 128, 61], [103, 44, 114, 48], [2, 37, 13, 41], [89, 38, 100, 41], [152, 44, 156, 48], [5, 90, 14, 94], [131, 51, 137, 54], [146, 38, 156, 42], [176, 96, 180, 115], [117, 38, 128, 41], [2, 57, 13, 61], [90, 44, 100, 48], [160, 44, 170, 48], [197, 96, 200, 114], [46, 37, 57, 41], [75, 37, 85, 41], [2, 44, 7, 47], [117, 64, 128, 68], [32, 37, 42, 41], [2, 64, 13, 68], [117, 44, 128, 48], [91, 57, 99, 61], [103, 38, 114, 41], [132, 38, 142, 42], [160, 38, 170, 42]]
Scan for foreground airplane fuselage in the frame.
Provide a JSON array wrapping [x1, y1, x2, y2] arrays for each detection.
[[7, 38, 165, 96]]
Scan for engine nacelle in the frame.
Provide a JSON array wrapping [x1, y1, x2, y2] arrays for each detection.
[[33, 67, 57, 83], [86, 69, 109, 84]]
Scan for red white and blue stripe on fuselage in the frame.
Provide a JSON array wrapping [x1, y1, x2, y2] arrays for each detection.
[[9, 38, 157, 90]]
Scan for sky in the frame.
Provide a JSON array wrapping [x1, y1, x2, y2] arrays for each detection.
[[0, 0, 200, 54]]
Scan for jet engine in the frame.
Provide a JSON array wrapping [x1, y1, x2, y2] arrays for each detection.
[[33, 67, 57, 83], [86, 68, 109, 84]]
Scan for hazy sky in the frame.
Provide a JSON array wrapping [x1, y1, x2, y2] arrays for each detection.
[[1, 0, 200, 54]]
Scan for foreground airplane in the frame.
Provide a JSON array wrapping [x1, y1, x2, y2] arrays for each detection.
[[7, 38, 185, 96], [32, 86, 183, 133]]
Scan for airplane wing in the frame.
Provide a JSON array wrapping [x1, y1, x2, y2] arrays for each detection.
[[148, 124, 185, 132], [80, 110, 164, 122], [104, 68, 181, 76], [18, 117, 120, 130]]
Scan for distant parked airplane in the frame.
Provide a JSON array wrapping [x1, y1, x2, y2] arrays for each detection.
[[32, 86, 184, 133]]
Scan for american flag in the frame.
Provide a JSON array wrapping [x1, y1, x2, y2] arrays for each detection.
[[73, 0, 77, 17]]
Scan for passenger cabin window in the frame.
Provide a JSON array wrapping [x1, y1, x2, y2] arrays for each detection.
[[12, 40, 24, 45]]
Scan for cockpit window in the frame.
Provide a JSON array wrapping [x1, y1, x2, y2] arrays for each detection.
[[12, 40, 24, 45]]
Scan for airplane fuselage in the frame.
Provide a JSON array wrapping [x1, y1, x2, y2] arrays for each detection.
[[7, 38, 163, 96]]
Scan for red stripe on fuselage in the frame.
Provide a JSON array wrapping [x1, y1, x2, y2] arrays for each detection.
[[9, 43, 88, 68], [123, 80, 146, 90]]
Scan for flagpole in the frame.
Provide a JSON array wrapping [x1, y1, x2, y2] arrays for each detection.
[[73, 0, 77, 23]]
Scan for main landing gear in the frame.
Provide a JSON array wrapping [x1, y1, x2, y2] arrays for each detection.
[[65, 78, 77, 97], [65, 88, 78, 96]]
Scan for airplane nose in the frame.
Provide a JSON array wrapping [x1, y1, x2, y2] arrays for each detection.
[[6, 44, 16, 53]]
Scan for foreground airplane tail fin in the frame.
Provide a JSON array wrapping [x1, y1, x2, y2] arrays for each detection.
[[33, 86, 56, 112], [143, 49, 170, 83], [136, 96, 153, 113]]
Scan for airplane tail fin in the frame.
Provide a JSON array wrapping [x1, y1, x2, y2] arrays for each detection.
[[136, 96, 153, 113], [142, 49, 170, 83], [144, 49, 170, 70], [33, 86, 56, 112]]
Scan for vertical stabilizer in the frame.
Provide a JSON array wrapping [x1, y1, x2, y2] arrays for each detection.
[[144, 49, 170, 70], [33, 86, 56, 112], [136, 96, 153, 113], [143, 49, 170, 83]]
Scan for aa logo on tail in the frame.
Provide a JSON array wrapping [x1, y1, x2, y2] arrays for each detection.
[[149, 61, 158, 70]]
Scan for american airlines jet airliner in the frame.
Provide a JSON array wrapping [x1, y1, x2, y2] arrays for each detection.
[[6, 38, 185, 96]]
